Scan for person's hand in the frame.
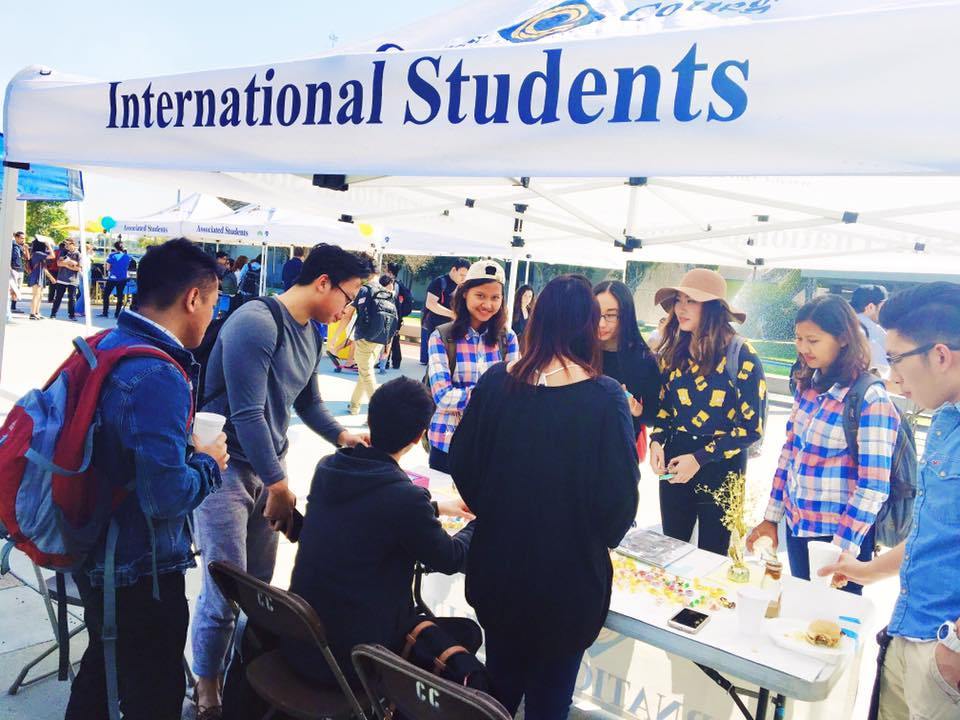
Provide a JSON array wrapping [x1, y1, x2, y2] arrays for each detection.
[[264, 480, 297, 535], [818, 552, 878, 588], [338, 430, 370, 448], [193, 432, 229, 471], [746, 520, 779, 554], [650, 442, 666, 475], [935, 635, 960, 691], [667, 454, 700, 484], [623, 385, 643, 418], [436, 497, 476, 520]]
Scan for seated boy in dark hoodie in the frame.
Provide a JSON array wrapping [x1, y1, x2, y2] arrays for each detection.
[[286, 376, 476, 685]]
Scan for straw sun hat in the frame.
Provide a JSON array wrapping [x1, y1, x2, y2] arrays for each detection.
[[654, 268, 747, 324]]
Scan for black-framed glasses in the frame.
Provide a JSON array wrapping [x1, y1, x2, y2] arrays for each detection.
[[886, 342, 960, 366], [599, 313, 620, 324], [335, 283, 356, 305]]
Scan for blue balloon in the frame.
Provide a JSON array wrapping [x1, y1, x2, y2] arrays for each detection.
[[101, 216, 117, 231]]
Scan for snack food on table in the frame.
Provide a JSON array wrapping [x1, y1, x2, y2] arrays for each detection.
[[805, 619, 842, 648]]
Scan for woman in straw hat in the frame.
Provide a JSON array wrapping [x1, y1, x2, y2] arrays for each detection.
[[650, 268, 767, 555]]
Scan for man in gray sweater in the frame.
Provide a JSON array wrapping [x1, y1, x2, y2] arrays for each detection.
[[191, 244, 374, 718]]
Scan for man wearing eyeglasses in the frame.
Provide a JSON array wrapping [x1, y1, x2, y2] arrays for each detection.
[[821, 282, 960, 719], [190, 243, 374, 719]]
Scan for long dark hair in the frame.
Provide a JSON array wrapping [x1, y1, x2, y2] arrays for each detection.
[[659, 299, 736, 376], [513, 284, 535, 320], [593, 280, 654, 364], [449, 278, 507, 346], [510, 274, 601, 385], [234, 255, 249, 272], [793, 295, 871, 392]]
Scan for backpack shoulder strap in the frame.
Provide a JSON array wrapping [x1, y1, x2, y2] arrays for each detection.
[[842, 373, 881, 457], [435, 322, 458, 376], [252, 296, 285, 356], [725, 335, 746, 386]]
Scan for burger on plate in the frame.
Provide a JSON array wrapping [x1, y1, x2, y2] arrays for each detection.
[[805, 620, 842, 648]]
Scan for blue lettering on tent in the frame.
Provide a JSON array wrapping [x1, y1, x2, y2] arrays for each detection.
[[105, 46, 750, 131]]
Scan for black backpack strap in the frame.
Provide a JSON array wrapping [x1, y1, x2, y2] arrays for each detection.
[[435, 322, 458, 377], [842, 373, 881, 459], [252, 296, 285, 356]]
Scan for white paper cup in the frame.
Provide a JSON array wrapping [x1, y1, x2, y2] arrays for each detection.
[[193, 412, 226, 447], [808, 541, 843, 585], [737, 587, 772, 635]]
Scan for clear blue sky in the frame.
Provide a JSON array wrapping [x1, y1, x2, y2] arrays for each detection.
[[1, 0, 462, 218]]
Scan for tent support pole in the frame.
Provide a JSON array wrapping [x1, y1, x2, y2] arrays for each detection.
[[260, 243, 268, 296], [506, 255, 519, 327], [78, 201, 92, 330], [524, 260, 530, 285], [513, 177, 621, 242], [0, 166, 23, 384]]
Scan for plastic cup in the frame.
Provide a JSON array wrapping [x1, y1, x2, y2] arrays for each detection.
[[808, 541, 843, 585], [737, 587, 773, 635], [193, 412, 226, 447]]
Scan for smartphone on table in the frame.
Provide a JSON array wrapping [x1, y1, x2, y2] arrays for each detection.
[[668, 608, 711, 634]]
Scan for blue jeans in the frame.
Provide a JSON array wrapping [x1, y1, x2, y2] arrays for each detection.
[[420, 325, 432, 364], [484, 632, 583, 719], [785, 526, 875, 595], [191, 462, 279, 679]]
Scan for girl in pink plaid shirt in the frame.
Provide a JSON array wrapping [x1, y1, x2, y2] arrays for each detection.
[[748, 295, 899, 595]]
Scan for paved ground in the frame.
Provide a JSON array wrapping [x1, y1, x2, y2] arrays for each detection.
[[0, 302, 899, 719]]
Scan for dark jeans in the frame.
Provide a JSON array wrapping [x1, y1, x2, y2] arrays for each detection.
[[66, 572, 189, 720], [391, 331, 403, 369], [659, 432, 747, 556], [428, 446, 449, 473], [102, 279, 128, 316], [785, 526, 876, 595], [484, 632, 583, 720], [420, 325, 433, 365], [51, 284, 77, 318]]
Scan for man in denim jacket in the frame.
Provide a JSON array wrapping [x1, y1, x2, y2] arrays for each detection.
[[824, 282, 960, 719], [65, 239, 229, 720]]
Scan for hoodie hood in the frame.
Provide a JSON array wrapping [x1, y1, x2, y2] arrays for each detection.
[[314, 445, 408, 505]]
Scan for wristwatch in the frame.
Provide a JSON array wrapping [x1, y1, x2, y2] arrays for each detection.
[[937, 621, 960, 653]]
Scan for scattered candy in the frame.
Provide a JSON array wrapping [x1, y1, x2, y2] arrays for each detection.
[[611, 555, 734, 612]]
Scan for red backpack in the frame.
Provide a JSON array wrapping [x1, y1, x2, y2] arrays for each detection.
[[0, 330, 190, 571]]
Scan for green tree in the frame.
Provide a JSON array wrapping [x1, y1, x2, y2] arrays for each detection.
[[26, 201, 71, 244]]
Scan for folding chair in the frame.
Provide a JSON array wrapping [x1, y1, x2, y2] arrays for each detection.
[[351, 644, 511, 720], [7, 565, 86, 695], [207, 561, 369, 720]]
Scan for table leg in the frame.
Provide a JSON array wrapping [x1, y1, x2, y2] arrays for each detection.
[[694, 663, 754, 719], [773, 693, 787, 719], [755, 688, 770, 720]]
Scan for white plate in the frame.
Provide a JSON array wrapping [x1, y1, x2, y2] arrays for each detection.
[[766, 618, 853, 664]]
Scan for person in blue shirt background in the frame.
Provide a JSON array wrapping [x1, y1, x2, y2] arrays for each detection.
[[101, 240, 133, 318], [281, 246, 305, 291], [823, 282, 960, 719]]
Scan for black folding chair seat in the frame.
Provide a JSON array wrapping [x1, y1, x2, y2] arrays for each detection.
[[208, 560, 369, 720], [351, 644, 511, 720]]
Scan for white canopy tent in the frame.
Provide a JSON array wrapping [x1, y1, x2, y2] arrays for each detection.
[[4, 0, 960, 380], [112, 192, 229, 238]]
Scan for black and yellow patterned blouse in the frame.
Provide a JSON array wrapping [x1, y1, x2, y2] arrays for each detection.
[[650, 341, 767, 465]]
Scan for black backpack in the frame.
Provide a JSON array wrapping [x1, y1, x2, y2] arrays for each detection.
[[354, 286, 399, 345], [239, 264, 261, 297], [842, 374, 918, 548]]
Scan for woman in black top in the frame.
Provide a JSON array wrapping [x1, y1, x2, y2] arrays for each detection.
[[511, 284, 534, 344], [594, 280, 660, 440], [649, 269, 766, 555], [450, 275, 639, 720]]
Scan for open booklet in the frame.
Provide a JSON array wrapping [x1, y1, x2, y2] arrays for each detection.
[[616, 528, 697, 568]]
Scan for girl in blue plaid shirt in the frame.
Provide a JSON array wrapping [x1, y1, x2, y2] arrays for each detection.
[[748, 295, 899, 595], [427, 260, 520, 472]]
